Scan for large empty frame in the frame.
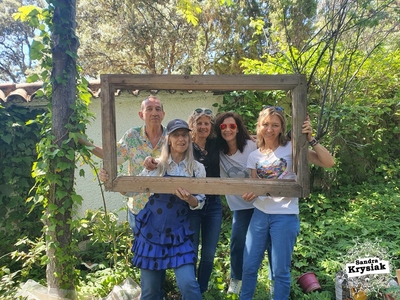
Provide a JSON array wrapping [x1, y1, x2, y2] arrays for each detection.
[[101, 74, 309, 198]]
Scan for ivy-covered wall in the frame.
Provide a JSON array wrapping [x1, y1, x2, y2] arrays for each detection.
[[0, 105, 44, 256]]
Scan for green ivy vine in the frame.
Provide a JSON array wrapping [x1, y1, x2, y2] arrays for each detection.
[[0, 105, 43, 265], [13, 3, 94, 293]]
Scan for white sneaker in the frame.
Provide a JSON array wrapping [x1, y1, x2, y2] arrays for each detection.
[[228, 278, 242, 294]]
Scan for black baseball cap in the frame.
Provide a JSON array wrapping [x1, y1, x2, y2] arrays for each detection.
[[166, 119, 191, 135]]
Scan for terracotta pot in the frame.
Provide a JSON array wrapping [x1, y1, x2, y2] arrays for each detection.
[[297, 272, 322, 293], [350, 288, 367, 300], [383, 293, 396, 300]]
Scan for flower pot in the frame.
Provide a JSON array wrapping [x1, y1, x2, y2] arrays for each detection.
[[350, 288, 367, 300], [297, 272, 322, 293], [383, 293, 396, 300]]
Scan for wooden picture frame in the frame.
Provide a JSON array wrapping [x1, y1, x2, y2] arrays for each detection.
[[101, 74, 309, 198]]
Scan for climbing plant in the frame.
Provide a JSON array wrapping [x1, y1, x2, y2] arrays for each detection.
[[13, 2, 93, 296], [0, 104, 43, 263]]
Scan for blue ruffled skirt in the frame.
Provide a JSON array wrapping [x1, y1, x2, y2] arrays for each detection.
[[132, 193, 196, 270]]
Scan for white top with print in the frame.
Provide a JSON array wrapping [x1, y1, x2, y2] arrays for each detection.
[[247, 142, 298, 214]]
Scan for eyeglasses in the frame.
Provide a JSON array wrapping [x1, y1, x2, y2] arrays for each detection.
[[220, 123, 237, 130], [194, 108, 213, 115], [263, 105, 284, 112]]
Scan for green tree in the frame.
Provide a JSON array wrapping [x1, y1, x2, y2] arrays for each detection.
[[0, 0, 44, 82], [268, 0, 318, 51], [76, 0, 200, 76], [242, 0, 399, 138], [45, 0, 80, 294], [75, 0, 268, 76], [14, 0, 87, 295]]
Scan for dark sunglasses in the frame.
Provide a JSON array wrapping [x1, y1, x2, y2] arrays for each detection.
[[220, 123, 237, 130], [194, 108, 213, 115], [263, 105, 284, 112]]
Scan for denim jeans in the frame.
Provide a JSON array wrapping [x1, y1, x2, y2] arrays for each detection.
[[140, 264, 201, 300], [128, 209, 136, 234], [130, 209, 167, 297], [240, 209, 300, 300], [188, 195, 222, 293], [230, 208, 254, 280]]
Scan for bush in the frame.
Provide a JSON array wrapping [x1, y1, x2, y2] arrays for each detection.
[[1, 181, 400, 299]]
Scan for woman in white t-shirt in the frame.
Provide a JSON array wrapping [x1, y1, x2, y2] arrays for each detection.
[[240, 106, 334, 300], [215, 112, 257, 295]]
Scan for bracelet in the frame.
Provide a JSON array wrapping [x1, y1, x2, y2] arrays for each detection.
[[309, 138, 319, 147]]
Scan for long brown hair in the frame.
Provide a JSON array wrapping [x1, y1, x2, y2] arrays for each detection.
[[215, 112, 252, 154]]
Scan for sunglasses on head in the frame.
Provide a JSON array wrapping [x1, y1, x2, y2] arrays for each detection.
[[263, 105, 284, 112], [220, 123, 237, 130], [194, 108, 213, 115]]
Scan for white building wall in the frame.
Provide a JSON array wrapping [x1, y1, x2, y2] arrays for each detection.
[[75, 90, 223, 221]]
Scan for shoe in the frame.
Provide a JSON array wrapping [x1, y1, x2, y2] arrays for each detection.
[[228, 278, 242, 294]]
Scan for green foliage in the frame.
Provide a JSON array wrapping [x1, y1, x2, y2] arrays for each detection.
[[12, 1, 96, 292], [0, 0, 41, 82], [2, 181, 400, 299], [74, 210, 138, 298], [383, 286, 400, 299], [216, 90, 291, 134], [0, 266, 24, 300], [239, 41, 400, 188], [339, 238, 393, 298], [1, 0, 400, 298], [323, 97, 400, 185], [291, 181, 400, 299], [0, 104, 43, 265], [176, 0, 202, 25]]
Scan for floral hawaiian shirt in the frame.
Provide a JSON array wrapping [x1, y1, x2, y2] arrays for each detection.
[[116, 125, 166, 214]]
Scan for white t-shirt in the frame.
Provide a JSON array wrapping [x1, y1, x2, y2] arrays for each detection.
[[246, 141, 299, 214], [220, 140, 257, 211]]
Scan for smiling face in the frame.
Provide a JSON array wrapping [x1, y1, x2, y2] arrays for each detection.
[[194, 115, 212, 140], [258, 114, 283, 144], [220, 117, 239, 144], [169, 129, 190, 155]]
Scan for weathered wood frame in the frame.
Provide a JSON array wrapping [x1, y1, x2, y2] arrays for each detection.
[[101, 74, 310, 198]]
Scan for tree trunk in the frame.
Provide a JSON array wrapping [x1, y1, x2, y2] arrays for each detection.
[[46, 0, 79, 297]]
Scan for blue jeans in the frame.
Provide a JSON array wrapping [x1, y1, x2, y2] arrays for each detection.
[[188, 195, 222, 293], [128, 209, 136, 234], [230, 208, 254, 280], [140, 264, 201, 300], [130, 209, 167, 297], [240, 209, 300, 300]]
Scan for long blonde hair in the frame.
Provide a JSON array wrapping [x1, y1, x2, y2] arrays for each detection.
[[256, 107, 288, 149], [155, 133, 197, 176]]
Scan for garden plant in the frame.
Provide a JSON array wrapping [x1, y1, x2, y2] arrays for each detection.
[[1, 0, 400, 299]]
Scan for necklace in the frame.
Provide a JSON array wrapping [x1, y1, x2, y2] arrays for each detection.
[[228, 148, 237, 156], [194, 143, 208, 155]]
